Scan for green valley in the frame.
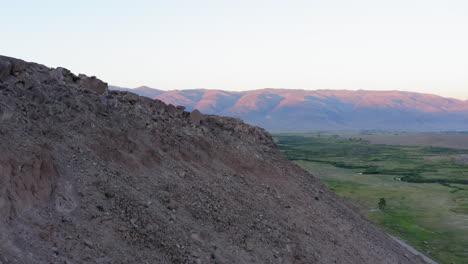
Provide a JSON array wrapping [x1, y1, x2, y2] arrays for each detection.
[[274, 133, 468, 264]]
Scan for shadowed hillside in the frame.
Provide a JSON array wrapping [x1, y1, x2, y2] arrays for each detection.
[[0, 55, 428, 263]]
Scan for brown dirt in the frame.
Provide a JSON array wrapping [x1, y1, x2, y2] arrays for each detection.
[[0, 55, 425, 264]]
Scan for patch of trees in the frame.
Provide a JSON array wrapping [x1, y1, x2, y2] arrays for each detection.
[[378, 198, 386, 210]]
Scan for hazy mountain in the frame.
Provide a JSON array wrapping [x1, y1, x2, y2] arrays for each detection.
[[109, 85, 164, 98], [110, 87, 468, 131]]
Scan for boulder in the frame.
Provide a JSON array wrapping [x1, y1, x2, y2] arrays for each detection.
[[176, 106, 186, 115], [0, 57, 12, 82], [10, 57, 27, 75], [189, 109, 204, 125], [50, 67, 74, 84], [78, 75, 108, 95]]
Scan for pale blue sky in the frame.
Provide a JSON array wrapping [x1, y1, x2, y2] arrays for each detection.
[[1, 0, 468, 99]]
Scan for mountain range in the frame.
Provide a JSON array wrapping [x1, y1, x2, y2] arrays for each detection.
[[110, 86, 468, 131]]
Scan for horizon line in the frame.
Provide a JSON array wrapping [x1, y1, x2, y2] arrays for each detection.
[[110, 85, 468, 101]]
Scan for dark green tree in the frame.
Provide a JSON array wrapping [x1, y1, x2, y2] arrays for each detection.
[[378, 198, 386, 210]]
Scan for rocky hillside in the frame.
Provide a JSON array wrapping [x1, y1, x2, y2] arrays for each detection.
[[110, 86, 468, 131], [0, 56, 426, 263]]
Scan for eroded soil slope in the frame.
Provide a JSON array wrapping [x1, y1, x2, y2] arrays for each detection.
[[0, 56, 425, 263]]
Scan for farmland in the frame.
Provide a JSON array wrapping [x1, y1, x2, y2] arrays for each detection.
[[274, 132, 468, 264]]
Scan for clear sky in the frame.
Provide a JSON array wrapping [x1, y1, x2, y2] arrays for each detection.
[[2, 0, 468, 99]]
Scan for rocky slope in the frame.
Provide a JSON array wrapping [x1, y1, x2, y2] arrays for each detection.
[[110, 86, 468, 131], [0, 56, 426, 263]]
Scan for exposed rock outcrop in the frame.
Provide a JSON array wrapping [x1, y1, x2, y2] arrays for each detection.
[[0, 151, 58, 222], [189, 109, 204, 125], [0, 55, 425, 264]]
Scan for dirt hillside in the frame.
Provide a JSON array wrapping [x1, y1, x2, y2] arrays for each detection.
[[0, 56, 425, 263]]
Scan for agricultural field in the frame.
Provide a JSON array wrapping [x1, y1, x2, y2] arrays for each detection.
[[274, 132, 468, 264]]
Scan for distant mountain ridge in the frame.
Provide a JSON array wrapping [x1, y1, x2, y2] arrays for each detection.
[[109, 86, 468, 131], [109, 85, 164, 98]]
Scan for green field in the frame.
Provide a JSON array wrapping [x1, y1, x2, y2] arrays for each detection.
[[274, 133, 468, 264]]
